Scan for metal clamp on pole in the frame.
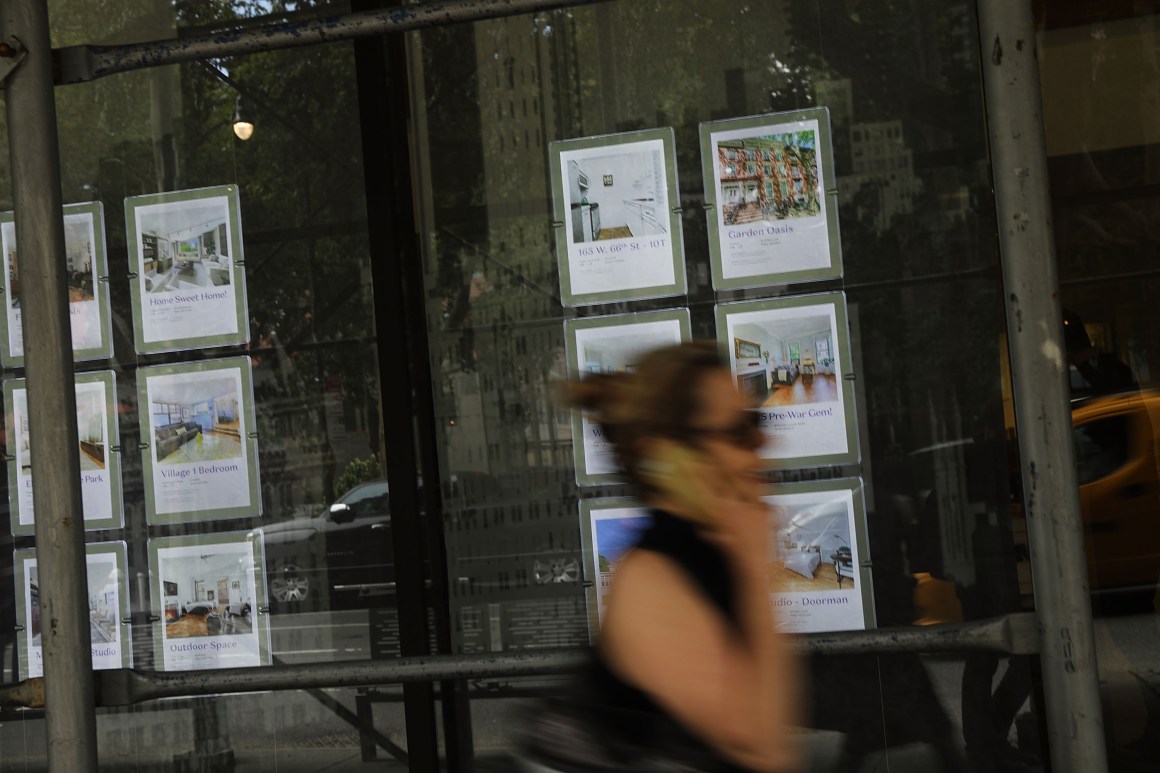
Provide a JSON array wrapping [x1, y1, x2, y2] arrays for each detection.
[[0, 36, 28, 85]]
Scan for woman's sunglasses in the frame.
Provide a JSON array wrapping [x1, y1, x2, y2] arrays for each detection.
[[681, 409, 765, 449]]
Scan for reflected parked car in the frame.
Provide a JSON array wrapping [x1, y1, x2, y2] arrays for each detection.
[[1072, 390, 1160, 594], [260, 480, 394, 611]]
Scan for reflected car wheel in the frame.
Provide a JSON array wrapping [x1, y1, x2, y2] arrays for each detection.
[[533, 557, 581, 584], [270, 566, 310, 602]]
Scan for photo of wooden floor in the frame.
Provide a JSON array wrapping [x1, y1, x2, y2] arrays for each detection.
[[769, 560, 851, 593], [763, 373, 838, 406]]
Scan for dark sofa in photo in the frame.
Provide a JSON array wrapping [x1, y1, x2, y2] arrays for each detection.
[[155, 421, 202, 459]]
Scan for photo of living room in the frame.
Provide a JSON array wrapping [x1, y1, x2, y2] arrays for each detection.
[[138, 198, 232, 294], [160, 549, 254, 638], [150, 376, 242, 465], [76, 387, 106, 472], [730, 312, 838, 407], [769, 496, 856, 593], [566, 148, 668, 244]]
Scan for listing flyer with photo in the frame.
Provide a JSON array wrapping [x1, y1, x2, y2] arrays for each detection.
[[564, 310, 690, 485], [126, 185, 249, 355], [550, 128, 686, 306], [763, 479, 873, 633], [579, 499, 651, 635], [150, 533, 268, 672], [700, 109, 841, 290], [15, 542, 131, 677], [4, 371, 124, 534], [138, 357, 261, 524], [0, 202, 114, 365], [716, 292, 859, 468]]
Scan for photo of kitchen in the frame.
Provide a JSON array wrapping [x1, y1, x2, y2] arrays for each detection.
[[160, 548, 254, 638], [3, 212, 97, 309], [730, 312, 838, 407], [137, 198, 232, 294], [87, 556, 120, 645], [149, 375, 242, 465], [566, 148, 668, 243], [769, 496, 856, 593]]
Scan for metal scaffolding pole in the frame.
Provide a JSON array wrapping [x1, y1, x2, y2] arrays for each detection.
[[975, 2, 1108, 771], [0, 2, 97, 771]]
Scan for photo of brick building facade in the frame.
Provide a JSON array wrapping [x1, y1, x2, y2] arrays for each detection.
[[717, 132, 821, 224]]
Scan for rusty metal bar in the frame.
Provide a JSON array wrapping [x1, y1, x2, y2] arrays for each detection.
[[975, 1, 1109, 771], [55, 0, 610, 85]]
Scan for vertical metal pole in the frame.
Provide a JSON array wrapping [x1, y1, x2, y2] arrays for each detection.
[[1, 2, 98, 772], [975, 2, 1108, 772]]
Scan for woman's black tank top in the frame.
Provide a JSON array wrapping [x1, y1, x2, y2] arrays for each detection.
[[575, 509, 753, 773]]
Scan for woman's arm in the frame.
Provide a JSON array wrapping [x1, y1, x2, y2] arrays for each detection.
[[601, 503, 801, 772]]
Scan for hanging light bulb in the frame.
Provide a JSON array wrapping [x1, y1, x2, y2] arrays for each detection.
[[232, 96, 254, 141]]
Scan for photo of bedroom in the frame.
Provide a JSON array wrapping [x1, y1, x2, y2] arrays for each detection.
[[150, 376, 242, 465], [566, 148, 667, 244], [731, 312, 837, 407], [77, 388, 106, 472], [769, 496, 856, 593], [161, 550, 254, 637], [138, 198, 232, 294]]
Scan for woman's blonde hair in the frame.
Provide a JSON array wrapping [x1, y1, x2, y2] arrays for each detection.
[[559, 340, 725, 489]]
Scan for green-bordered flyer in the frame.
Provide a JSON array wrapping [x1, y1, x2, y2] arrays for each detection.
[[700, 108, 842, 290], [564, 309, 691, 485], [715, 291, 859, 468], [0, 201, 114, 366], [137, 356, 261, 524], [125, 185, 249, 355], [4, 370, 124, 534], [761, 478, 875, 633], [149, 531, 269, 671], [578, 497, 652, 640], [15, 541, 131, 678], [550, 128, 687, 307]]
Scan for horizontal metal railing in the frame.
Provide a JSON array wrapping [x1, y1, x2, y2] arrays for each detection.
[[0, 613, 1038, 709], [54, 0, 611, 85]]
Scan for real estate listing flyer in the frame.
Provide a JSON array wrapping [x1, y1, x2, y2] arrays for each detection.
[[125, 185, 249, 355], [15, 542, 131, 678], [0, 202, 115, 366], [716, 292, 859, 468], [700, 109, 842, 290], [564, 310, 691, 485], [4, 370, 124, 534], [150, 533, 269, 672], [138, 357, 261, 524], [550, 128, 687, 307], [762, 479, 874, 633], [579, 499, 652, 637]]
